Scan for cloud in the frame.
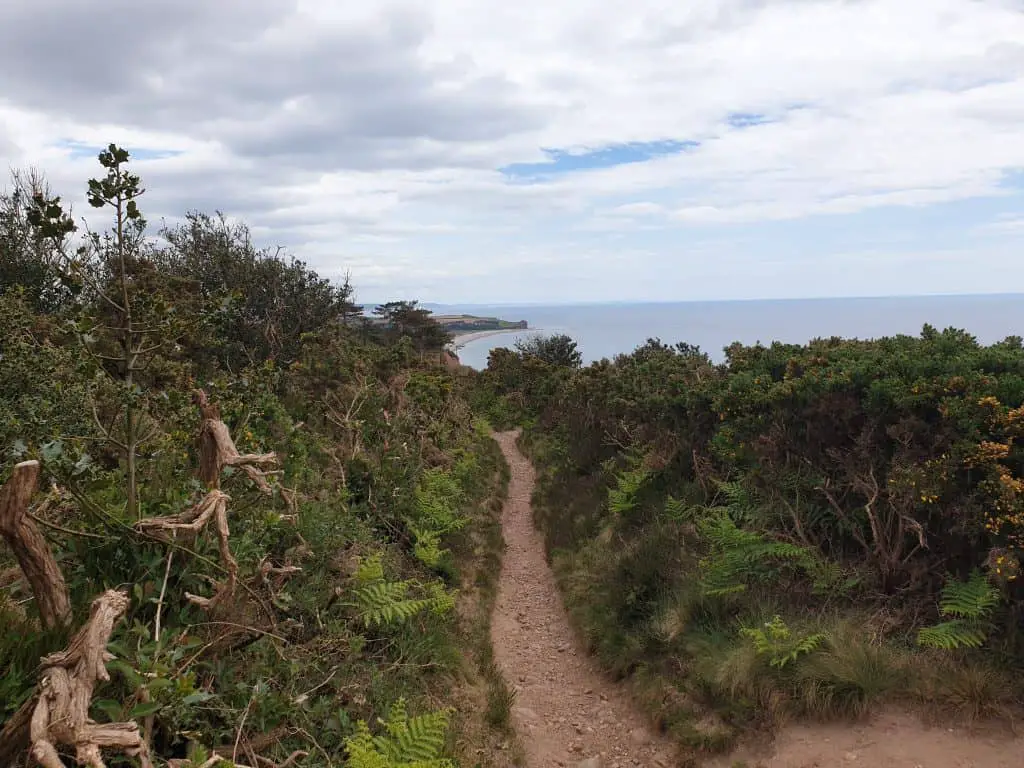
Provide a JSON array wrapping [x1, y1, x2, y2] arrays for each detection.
[[979, 214, 1024, 235], [1, 0, 1024, 302]]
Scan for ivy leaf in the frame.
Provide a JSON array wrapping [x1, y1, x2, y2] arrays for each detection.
[[93, 699, 124, 721], [106, 659, 143, 686], [40, 440, 64, 462], [129, 701, 162, 718]]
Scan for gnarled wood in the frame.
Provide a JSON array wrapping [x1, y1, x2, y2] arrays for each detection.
[[193, 390, 278, 493], [0, 590, 152, 768], [0, 459, 72, 629], [135, 490, 238, 610]]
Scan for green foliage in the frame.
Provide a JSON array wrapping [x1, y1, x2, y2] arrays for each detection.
[[697, 510, 816, 597], [513, 333, 582, 368], [0, 146, 501, 766], [796, 635, 901, 717], [345, 699, 454, 767], [372, 301, 452, 356], [353, 581, 455, 628], [918, 571, 1001, 650], [740, 616, 827, 669], [408, 468, 468, 569], [498, 320, 1024, 748], [351, 555, 455, 628], [608, 463, 650, 515]]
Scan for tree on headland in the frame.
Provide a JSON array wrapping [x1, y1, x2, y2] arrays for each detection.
[[514, 333, 582, 368], [373, 300, 452, 359]]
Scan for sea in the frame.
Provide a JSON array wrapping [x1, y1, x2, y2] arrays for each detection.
[[433, 294, 1024, 370]]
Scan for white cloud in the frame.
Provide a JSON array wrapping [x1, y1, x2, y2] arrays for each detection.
[[1, 0, 1024, 301]]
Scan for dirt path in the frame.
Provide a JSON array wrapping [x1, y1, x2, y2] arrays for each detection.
[[708, 710, 1022, 768], [490, 431, 679, 768], [489, 430, 1024, 768]]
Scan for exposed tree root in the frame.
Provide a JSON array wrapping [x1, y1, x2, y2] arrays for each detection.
[[0, 590, 151, 768], [194, 389, 278, 493], [135, 489, 238, 610], [0, 459, 72, 630], [132, 392, 282, 610]]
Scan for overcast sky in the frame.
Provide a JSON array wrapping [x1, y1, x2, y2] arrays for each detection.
[[2, 0, 1023, 304]]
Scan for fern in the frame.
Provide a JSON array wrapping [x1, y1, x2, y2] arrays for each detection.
[[346, 699, 455, 767], [410, 526, 444, 569], [349, 557, 455, 627], [408, 468, 469, 569], [713, 478, 758, 525], [353, 581, 454, 627], [741, 615, 827, 668], [356, 553, 386, 585], [917, 571, 1000, 650], [608, 465, 650, 515], [663, 495, 694, 522], [414, 469, 467, 535], [697, 510, 815, 597], [938, 570, 1001, 618], [917, 621, 988, 650]]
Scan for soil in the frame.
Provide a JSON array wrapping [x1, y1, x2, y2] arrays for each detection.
[[707, 710, 1022, 768], [490, 430, 1024, 768], [490, 430, 679, 768]]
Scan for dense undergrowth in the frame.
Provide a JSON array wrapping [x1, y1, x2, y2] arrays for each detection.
[[0, 148, 512, 767], [474, 330, 1024, 754]]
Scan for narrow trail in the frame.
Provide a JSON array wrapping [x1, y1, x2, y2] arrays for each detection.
[[489, 431, 1024, 768], [490, 431, 679, 768], [706, 710, 1023, 768]]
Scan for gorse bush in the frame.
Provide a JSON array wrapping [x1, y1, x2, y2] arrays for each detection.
[[476, 326, 1024, 752], [0, 148, 504, 766]]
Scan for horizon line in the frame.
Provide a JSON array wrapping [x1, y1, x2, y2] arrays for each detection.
[[360, 290, 1024, 309]]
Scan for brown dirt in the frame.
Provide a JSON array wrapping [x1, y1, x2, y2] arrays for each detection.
[[707, 709, 1022, 768], [490, 431, 679, 768]]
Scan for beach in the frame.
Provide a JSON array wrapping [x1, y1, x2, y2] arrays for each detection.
[[447, 327, 536, 350]]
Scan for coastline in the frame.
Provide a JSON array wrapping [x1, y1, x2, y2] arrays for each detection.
[[447, 328, 536, 350]]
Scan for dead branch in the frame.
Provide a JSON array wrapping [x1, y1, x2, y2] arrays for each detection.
[[194, 389, 278, 493], [0, 460, 72, 629], [135, 490, 237, 610], [256, 556, 303, 590], [0, 590, 152, 768]]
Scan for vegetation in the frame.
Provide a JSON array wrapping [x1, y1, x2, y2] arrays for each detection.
[[475, 330, 1024, 753], [0, 147, 512, 767], [512, 334, 581, 369], [433, 316, 527, 335]]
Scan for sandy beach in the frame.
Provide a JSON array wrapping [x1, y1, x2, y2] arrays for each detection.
[[447, 328, 536, 349]]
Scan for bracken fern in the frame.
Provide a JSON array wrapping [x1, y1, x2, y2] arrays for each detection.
[[917, 570, 1001, 650], [697, 510, 815, 597], [345, 698, 454, 767], [351, 553, 455, 627], [741, 615, 826, 669]]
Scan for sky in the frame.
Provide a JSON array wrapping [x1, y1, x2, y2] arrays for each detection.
[[2, 0, 1024, 305]]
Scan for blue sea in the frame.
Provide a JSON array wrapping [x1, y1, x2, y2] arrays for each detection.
[[434, 294, 1024, 370]]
